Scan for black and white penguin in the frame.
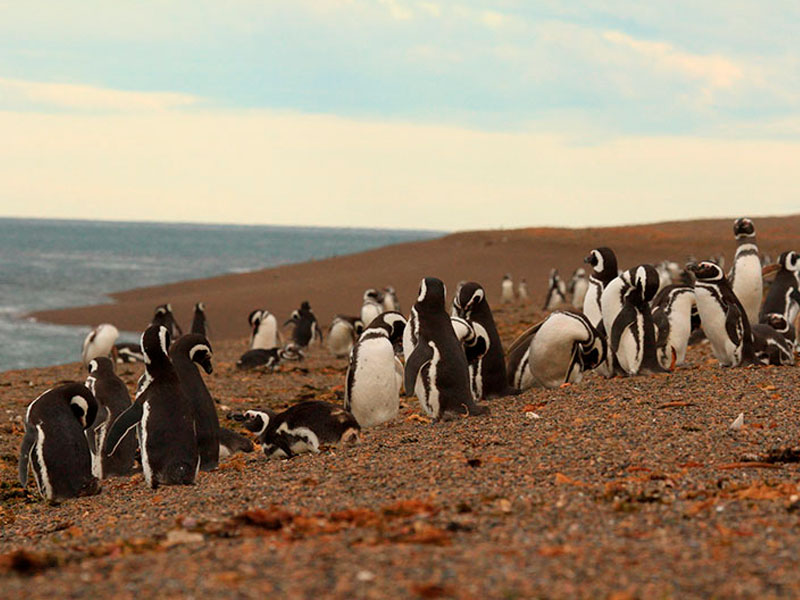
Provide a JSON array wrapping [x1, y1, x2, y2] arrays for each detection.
[[729, 217, 763, 326], [452, 281, 514, 399], [169, 333, 219, 472], [229, 402, 360, 459], [651, 284, 696, 370], [760, 251, 800, 325], [404, 277, 488, 419], [382, 286, 401, 313], [583, 247, 619, 329], [543, 269, 567, 310], [236, 348, 282, 370], [85, 358, 136, 479], [114, 342, 144, 363], [81, 323, 119, 365], [523, 310, 606, 388], [360, 289, 384, 325], [761, 313, 796, 349], [327, 315, 365, 358], [602, 264, 664, 375], [285, 301, 322, 348], [190, 302, 208, 337], [249, 309, 282, 350], [151, 303, 182, 339], [689, 261, 755, 367], [500, 274, 515, 304], [517, 278, 530, 303], [569, 268, 589, 310], [19, 383, 100, 502], [751, 323, 795, 366], [105, 325, 199, 488], [345, 312, 407, 427]]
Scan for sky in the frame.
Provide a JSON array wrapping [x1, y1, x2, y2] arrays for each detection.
[[1, 1, 798, 231]]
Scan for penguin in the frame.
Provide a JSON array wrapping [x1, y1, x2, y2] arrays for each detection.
[[582, 247, 618, 329], [327, 315, 365, 358], [236, 347, 282, 370], [452, 281, 514, 398], [651, 284, 696, 370], [344, 312, 407, 428], [85, 358, 136, 479], [543, 269, 567, 310], [81, 323, 119, 365], [218, 427, 255, 458], [105, 325, 199, 488], [382, 286, 401, 313], [190, 302, 208, 336], [249, 309, 282, 350], [500, 274, 515, 304], [524, 310, 606, 388], [729, 217, 763, 326], [19, 383, 100, 502], [360, 289, 384, 326], [688, 261, 755, 367], [751, 323, 795, 366], [517, 278, 529, 303], [151, 303, 182, 338], [569, 268, 589, 310], [506, 325, 538, 392], [285, 301, 322, 348], [229, 402, 360, 459], [404, 277, 488, 419], [760, 251, 800, 325], [601, 264, 664, 375], [169, 333, 219, 472], [114, 342, 144, 363]]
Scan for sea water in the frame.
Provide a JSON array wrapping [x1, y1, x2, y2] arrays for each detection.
[[0, 218, 441, 371]]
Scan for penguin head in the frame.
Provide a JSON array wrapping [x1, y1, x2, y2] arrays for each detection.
[[765, 313, 790, 333], [733, 217, 755, 239], [189, 342, 213, 374], [353, 318, 365, 336], [572, 268, 586, 279], [584, 247, 617, 278], [300, 301, 312, 314], [141, 325, 171, 365], [248, 309, 263, 328], [416, 277, 447, 312], [779, 250, 800, 272], [454, 282, 485, 319], [373, 311, 407, 343], [87, 357, 115, 376], [549, 269, 560, 286], [633, 264, 660, 302], [230, 409, 274, 436], [687, 261, 724, 282], [363, 288, 383, 303], [60, 383, 98, 430], [195, 302, 205, 312]]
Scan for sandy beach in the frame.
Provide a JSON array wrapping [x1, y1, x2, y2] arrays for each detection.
[[3, 216, 800, 598]]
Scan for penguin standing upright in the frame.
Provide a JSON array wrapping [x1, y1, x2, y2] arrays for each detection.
[[191, 302, 208, 336], [729, 217, 763, 326], [81, 323, 119, 365], [105, 325, 199, 488], [500, 274, 515, 304], [151, 304, 182, 338], [249, 309, 282, 350], [583, 247, 619, 329], [452, 281, 514, 399], [543, 269, 567, 310], [569, 268, 589, 310], [517, 279, 529, 303], [760, 251, 800, 325], [285, 301, 323, 348], [170, 333, 219, 472], [360, 289, 384, 325], [345, 312, 407, 427], [404, 277, 488, 419], [689, 261, 755, 367], [651, 284, 696, 369], [19, 383, 100, 501], [85, 358, 136, 479], [327, 315, 364, 358]]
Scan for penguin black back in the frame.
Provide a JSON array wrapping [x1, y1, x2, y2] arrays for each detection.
[[191, 302, 208, 337]]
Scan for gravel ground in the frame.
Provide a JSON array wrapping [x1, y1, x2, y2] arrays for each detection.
[[2, 303, 800, 599]]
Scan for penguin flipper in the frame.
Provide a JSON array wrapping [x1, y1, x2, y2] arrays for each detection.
[[18, 423, 37, 486], [610, 303, 638, 354], [724, 303, 743, 347], [106, 401, 144, 455], [652, 308, 670, 350], [404, 342, 433, 396]]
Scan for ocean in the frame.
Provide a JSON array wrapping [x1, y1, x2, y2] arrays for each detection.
[[0, 218, 442, 372]]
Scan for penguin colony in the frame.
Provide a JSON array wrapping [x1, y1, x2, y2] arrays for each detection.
[[17, 217, 800, 503]]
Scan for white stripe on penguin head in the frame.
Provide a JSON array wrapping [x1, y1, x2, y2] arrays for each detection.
[[189, 344, 211, 362], [158, 326, 169, 357], [70, 395, 89, 427], [417, 278, 427, 302]]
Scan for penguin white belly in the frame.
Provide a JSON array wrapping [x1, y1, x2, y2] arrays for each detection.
[[695, 290, 740, 366], [668, 301, 694, 366], [360, 302, 382, 326], [528, 317, 581, 388], [91, 421, 109, 479], [600, 279, 626, 337], [394, 356, 404, 395], [139, 403, 153, 487], [501, 281, 514, 303], [327, 322, 354, 357], [252, 315, 279, 350], [572, 279, 588, 310], [348, 343, 400, 428], [415, 343, 441, 418], [277, 423, 320, 454], [732, 252, 762, 325], [583, 281, 602, 327], [33, 425, 53, 500], [615, 311, 645, 375]]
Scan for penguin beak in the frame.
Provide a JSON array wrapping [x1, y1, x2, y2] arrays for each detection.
[[686, 263, 699, 273], [202, 360, 213, 375], [583, 255, 592, 264]]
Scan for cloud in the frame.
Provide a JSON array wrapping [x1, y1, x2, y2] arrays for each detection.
[[0, 77, 200, 112]]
